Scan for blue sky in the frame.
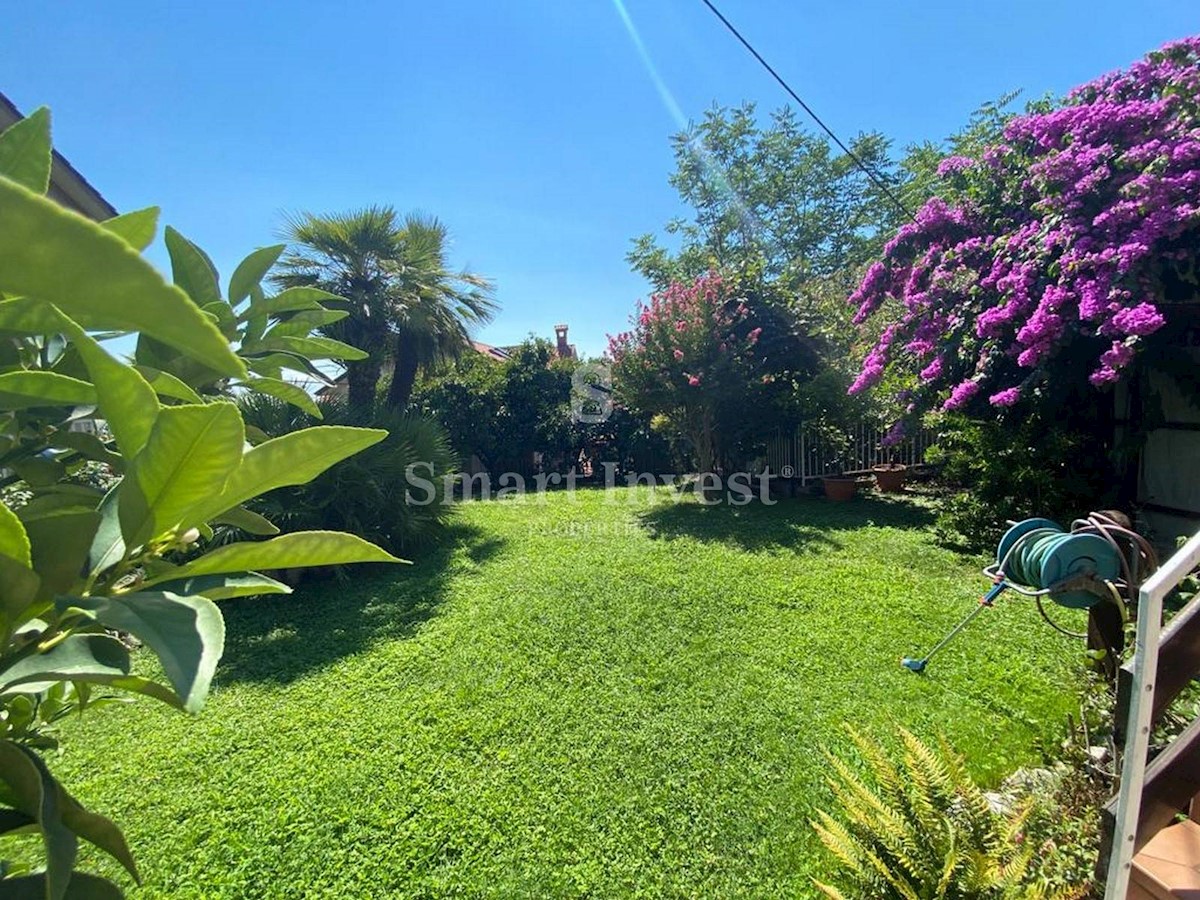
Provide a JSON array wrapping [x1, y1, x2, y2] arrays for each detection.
[[3, 2, 1196, 357]]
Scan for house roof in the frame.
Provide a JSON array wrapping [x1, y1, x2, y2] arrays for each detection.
[[472, 340, 510, 362], [0, 92, 118, 221]]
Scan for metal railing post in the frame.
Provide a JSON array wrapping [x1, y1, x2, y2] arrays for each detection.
[[1105, 529, 1200, 898]]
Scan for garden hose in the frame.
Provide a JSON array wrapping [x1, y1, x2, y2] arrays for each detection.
[[901, 511, 1156, 674]]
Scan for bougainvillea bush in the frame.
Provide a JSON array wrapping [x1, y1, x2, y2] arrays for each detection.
[[849, 36, 1200, 421], [608, 272, 821, 476]]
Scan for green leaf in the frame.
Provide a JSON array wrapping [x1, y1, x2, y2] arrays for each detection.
[[0, 107, 51, 194], [202, 300, 239, 341], [228, 245, 285, 306], [0, 503, 31, 567], [100, 206, 159, 251], [59, 592, 224, 713], [119, 403, 244, 547], [246, 351, 334, 384], [150, 572, 290, 601], [241, 287, 342, 319], [54, 431, 123, 469], [0, 180, 244, 377], [164, 225, 221, 306], [249, 335, 367, 361], [57, 787, 139, 884], [0, 299, 160, 456], [240, 376, 321, 417], [214, 505, 279, 536], [60, 318, 158, 458], [134, 365, 203, 403], [0, 634, 181, 709], [86, 485, 123, 579], [261, 308, 348, 338], [11, 456, 65, 487], [0, 371, 96, 408], [143, 531, 405, 585], [24, 509, 101, 598], [133, 333, 227, 397], [14, 493, 99, 522], [0, 872, 125, 899], [0, 554, 41, 631], [0, 740, 75, 900], [196, 426, 385, 521]]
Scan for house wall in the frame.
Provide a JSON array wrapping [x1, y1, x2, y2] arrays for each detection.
[[1122, 348, 1200, 547]]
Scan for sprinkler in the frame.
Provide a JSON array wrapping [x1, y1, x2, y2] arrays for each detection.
[[901, 515, 1130, 674]]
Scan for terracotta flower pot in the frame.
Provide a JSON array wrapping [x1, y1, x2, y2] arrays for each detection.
[[822, 476, 859, 501], [873, 464, 908, 493]]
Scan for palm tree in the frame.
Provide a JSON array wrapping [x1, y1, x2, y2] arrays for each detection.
[[384, 213, 496, 410], [275, 207, 402, 410], [275, 207, 495, 412]]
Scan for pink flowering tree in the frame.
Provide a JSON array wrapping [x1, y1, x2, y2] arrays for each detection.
[[849, 37, 1200, 424], [608, 272, 785, 475]]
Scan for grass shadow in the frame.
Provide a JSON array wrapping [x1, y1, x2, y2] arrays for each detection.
[[637, 492, 935, 554], [216, 521, 504, 685]]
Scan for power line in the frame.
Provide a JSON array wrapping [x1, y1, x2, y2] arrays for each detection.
[[698, 0, 915, 222]]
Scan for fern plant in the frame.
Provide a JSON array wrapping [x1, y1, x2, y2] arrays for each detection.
[[812, 727, 1083, 899]]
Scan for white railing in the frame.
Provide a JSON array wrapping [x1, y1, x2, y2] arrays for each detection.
[[1105, 528, 1200, 898], [764, 422, 936, 482]]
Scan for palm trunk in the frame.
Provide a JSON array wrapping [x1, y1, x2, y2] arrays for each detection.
[[346, 358, 382, 414], [386, 331, 420, 410]]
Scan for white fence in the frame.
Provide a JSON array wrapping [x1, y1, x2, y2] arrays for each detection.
[[764, 422, 936, 483]]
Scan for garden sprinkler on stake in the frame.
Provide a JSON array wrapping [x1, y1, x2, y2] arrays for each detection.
[[900, 581, 1006, 674]]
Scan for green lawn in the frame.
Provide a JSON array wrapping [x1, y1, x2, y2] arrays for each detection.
[[45, 487, 1085, 897]]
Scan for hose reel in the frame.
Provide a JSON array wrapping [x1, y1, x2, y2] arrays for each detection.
[[901, 512, 1156, 674]]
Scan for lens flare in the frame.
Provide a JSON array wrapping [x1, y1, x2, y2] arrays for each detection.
[[611, 0, 769, 256]]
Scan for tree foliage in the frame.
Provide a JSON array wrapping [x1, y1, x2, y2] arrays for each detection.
[[627, 103, 905, 292], [414, 339, 584, 476], [0, 110, 400, 896], [239, 396, 458, 553]]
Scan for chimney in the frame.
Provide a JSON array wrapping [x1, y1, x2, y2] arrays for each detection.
[[554, 323, 571, 357]]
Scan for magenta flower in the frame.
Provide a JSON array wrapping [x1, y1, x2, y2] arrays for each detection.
[[988, 387, 1022, 407], [687, 374, 701, 387], [937, 155, 974, 177], [673, 349, 684, 361], [881, 421, 907, 446], [943, 380, 981, 411], [846, 36, 1200, 414]]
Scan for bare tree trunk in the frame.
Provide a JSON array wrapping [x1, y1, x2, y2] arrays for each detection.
[[688, 406, 721, 501], [386, 331, 420, 411]]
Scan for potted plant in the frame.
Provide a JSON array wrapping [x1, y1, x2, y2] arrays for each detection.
[[820, 430, 859, 501], [822, 472, 860, 501], [873, 448, 908, 493]]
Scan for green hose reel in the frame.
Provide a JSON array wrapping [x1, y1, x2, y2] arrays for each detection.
[[901, 516, 1126, 673], [995, 518, 1122, 608]]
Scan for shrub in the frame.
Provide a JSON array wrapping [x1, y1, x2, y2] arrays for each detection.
[[0, 108, 399, 894], [927, 413, 1117, 552], [813, 727, 1083, 899], [608, 271, 822, 474], [241, 396, 458, 553]]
